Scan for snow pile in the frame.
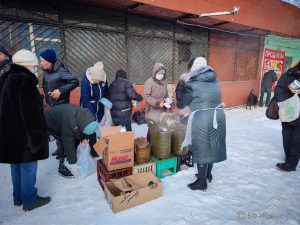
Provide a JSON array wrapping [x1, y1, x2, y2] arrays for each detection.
[[0, 107, 299, 225]]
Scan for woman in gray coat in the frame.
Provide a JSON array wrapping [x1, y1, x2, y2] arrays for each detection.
[[178, 57, 227, 191]]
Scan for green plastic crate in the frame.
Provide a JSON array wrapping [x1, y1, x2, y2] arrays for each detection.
[[151, 156, 177, 179]]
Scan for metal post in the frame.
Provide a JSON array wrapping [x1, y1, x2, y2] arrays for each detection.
[[58, 3, 67, 66], [172, 21, 176, 83], [125, 12, 129, 80]]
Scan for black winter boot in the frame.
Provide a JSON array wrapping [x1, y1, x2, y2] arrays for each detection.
[[276, 162, 296, 172], [58, 158, 74, 178], [207, 163, 213, 183], [23, 196, 51, 211], [188, 164, 208, 191], [194, 163, 213, 182], [14, 200, 22, 206]]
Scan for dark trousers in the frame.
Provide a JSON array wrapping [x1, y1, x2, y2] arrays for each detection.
[[112, 117, 132, 131], [260, 87, 272, 106], [282, 123, 300, 167]]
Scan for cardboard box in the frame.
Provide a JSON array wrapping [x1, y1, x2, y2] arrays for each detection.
[[94, 126, 134, 171], [103, 172, 162, 213]]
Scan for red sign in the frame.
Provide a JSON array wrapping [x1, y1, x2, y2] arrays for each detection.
[[262, 49, 285, 91]]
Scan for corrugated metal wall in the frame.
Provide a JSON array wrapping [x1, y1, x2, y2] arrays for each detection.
[[0, 5, 260, 85]]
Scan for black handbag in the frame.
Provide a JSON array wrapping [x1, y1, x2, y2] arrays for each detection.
[[265, 97, 279, 120]]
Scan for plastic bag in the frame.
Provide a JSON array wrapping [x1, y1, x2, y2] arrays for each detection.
[[65, 143, 96, 178], [99, 108, 113, 127], [159, 113, 181, 130], [278, 93, 300, 122], [96, 108, 113, 138]]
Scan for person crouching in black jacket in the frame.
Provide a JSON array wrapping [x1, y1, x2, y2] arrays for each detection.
[[108, 69, 143, 131]]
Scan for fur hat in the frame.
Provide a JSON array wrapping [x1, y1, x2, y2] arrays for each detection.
[[191, 57, 207, 72], [12, 49, 38, 66], [88, 62, 106, 82]]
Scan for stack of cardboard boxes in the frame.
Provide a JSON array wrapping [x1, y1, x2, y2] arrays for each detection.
[[94, 126, 162, 213]]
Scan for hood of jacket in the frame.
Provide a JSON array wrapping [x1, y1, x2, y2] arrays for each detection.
[[152, 62, 167, 84], [186, 66, 215, 83], [85, 69, 95, 84]]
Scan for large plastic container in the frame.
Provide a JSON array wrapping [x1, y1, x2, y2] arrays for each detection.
[[171, 126, 189, 156], [134, 138, 150, 164], [150, 127, 171, 159]]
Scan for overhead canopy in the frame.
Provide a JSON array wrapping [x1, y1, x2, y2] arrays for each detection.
[[87, 0, 300, 38]]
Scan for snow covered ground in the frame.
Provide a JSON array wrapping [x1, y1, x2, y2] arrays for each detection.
[[0, 107, 300, 225]]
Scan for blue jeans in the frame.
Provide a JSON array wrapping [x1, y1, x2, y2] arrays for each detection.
[[10, 161, 38, 205], [112, 117, 132, 131]]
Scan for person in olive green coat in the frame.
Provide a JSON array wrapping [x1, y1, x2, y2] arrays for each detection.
[[178, 57, 226, 191], [45, 104, 98, 178]]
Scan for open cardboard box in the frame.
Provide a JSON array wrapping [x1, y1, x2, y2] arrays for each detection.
[[93, 126, 134, 171], [103, 172, 162, 213]]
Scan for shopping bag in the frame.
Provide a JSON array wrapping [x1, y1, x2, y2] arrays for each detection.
[[278, 93, 300, 122], [265, 97, 279, 120], [66, 143, 96, 178]]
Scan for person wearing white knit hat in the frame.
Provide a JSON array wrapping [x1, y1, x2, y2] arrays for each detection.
[[0, 49, 51, 211], [80, 61, 109, 158], [176, 56, 226, 191], [12, 49, 39, 75], [81, 61, 109, 123], [87, 61, 107, 83]]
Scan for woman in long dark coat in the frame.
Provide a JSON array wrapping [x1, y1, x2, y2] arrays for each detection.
[[0, 49, 50, 211], [177, 57, 227, 191]]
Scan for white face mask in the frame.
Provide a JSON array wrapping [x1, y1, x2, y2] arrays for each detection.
[[155, 73, 164, 81]]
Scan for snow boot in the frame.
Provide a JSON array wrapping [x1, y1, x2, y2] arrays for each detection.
[[194, 163, 213, 182], [23, 196, 51, 211], [14, 200, 22, 206], [188, 164, 208, 191], [276, 162, 296, 172], [58, 158, 74, 178], [206, 163, 213, 183]]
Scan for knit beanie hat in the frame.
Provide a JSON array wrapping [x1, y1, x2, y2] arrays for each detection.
[[191, 57, 207, 72], [0, 45, 10, 57], [12, 49, 38, 66], [40, 49, 57, 64], [88, 61, 106, 82], [83, 121, 98, 135], [115, 69, 127, 79]]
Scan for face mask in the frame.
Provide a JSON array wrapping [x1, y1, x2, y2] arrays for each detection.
[[155, 73, 164, 81]]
